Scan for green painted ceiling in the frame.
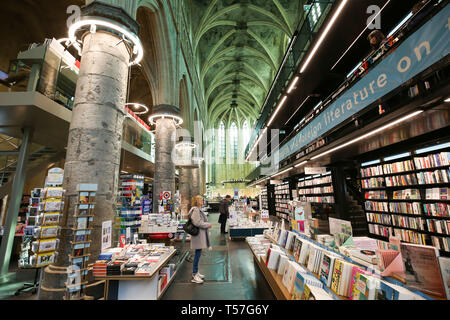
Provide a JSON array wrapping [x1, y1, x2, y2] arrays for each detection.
[[186, 0, 305, 127]]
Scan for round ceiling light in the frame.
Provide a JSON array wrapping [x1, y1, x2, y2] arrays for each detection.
[[149, 114, 183, 126], [125, 103, 149, 115], [68, 17, 144, 66]]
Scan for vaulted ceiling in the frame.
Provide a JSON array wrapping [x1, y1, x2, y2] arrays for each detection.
[[186, 0, 305, 127]]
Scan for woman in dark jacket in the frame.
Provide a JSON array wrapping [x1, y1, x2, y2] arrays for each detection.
[[189, 195, 212, 284], [218, 195, 231, 234]]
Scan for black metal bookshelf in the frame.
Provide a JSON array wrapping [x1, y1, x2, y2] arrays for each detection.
[[360, 143, 450, 255]]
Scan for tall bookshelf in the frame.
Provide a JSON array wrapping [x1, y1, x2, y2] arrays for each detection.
[[274, 182, 291, 221], [297, 172, 335, 205], [261, 187, 269, 211], [360, 143, 450, 255]]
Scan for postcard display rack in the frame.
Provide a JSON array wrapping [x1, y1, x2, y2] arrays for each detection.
[[361, 145, 450, 255], [274, 182, 291, 221], [117, 174, 144, 240], [21, 169, 65, 269], [64, 184, 98, 300]]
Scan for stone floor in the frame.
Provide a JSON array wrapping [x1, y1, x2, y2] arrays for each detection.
[[161, 213, 275, 300], [0, 212, 275, 300]]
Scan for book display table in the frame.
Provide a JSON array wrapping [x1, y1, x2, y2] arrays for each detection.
[[93, 245, 177, 300], [228, 210, 271, 239]]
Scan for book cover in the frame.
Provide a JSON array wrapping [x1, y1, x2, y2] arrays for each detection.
[[351, 271, 377, 300], [331, 259, 344, 294], [320, 253, 337, 287], [401, 243, 446, 298], [438, 256, 450, 299], [292, 272, 306, 300]]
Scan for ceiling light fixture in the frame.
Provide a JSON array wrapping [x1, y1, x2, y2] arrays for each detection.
[[125, 103, 149, 115], [149, 114, 184, 126], [287, 76, 300, 94], [295, 161, 308, 168], [68, 18, 144, 66], [311, 110, 423, 161], [300, 0, 349, 73], [267, 96, 288, 127]]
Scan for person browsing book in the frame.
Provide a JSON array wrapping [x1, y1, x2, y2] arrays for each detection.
[[189, 195, 212, 284]]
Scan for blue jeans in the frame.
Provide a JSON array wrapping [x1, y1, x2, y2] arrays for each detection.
[[193, 249, 202, 275]]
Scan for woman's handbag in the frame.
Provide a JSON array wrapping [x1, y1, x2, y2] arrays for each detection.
[[183, 215, 199, 236]]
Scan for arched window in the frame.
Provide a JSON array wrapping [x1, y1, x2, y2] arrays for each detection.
[[219, 122, 226, 158], [230, 122, 238, 159], [243, 120, 250, 148]]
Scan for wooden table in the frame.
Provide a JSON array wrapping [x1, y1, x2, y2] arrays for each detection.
[[248, 244, 291, 300]]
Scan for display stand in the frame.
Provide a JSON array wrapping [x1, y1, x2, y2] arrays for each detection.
[[117, 174, 144, 241], [64, 184, 97, 300], [17, 169, 65, 295]]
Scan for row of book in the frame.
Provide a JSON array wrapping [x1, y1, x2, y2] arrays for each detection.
[[426, 219, 450, 235], [383, 160, 415, 175], [361, 152, 449, 179], [365, 201, 388, 212], [392, 228, 426, 245], [391, 215, 425, 231], [362, 177, 385, 189], [432, 236, 450, 252], [361, 165, 384, 178], [368, 224, 392, 238], [298, 186, 333, 195], [385, 174, 418, 187], [389, 202, 422, 215], [366, 212, 392, 225], [423, 203, 450, 217], [414, 152, 449, 170], [299, 196, 335, 204], [298, 175, 332, 187], [417, 170, 450, 185], [393, 189, 420, 200], [365, 190, 387, 199], [426, 188, 450, 200]]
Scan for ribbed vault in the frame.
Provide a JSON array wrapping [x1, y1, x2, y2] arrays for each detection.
[[186, 0, 304, 128]]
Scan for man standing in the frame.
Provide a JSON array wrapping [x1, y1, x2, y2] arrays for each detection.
[[219, 195, 231, 234]]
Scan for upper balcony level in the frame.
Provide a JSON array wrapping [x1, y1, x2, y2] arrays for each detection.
[[246, 0, 450, 183], [0, 38, 155, 167]]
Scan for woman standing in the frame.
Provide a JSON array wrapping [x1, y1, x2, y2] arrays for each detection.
[[189, 195, 212, 284]]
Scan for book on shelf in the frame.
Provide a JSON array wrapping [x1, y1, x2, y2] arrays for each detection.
[[277, 255, 290, 276], [414, 152, 449, 170], [301, 283, 333, 300], [426, 188, 449, 200], [351, 270, 378, 300], [320, 252, 340, 288], [365, 190, 387, 199], [400, 242, 446, 298], [376, 280, 424, 300]]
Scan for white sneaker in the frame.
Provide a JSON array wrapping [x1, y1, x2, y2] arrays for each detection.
[[196, 273, 205, 279], [191, 274, 204, 284]]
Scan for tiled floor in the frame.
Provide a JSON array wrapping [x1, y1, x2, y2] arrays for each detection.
[[0, 213, 275, 300]]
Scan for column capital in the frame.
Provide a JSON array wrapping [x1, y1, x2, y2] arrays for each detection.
[[81, 1, 139, 35]]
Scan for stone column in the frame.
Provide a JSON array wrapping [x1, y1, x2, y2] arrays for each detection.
[[40, 3, 138, 300], [179, 167, 192, 218], [151, 105, 181, 210], [191, 166, 200, 197]]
